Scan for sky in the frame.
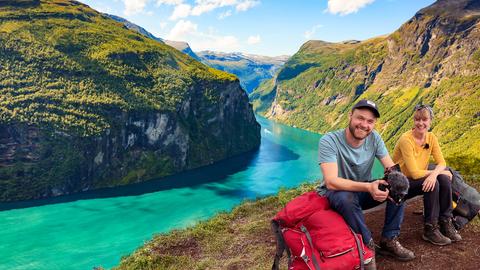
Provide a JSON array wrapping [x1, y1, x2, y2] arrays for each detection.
[[78, 0, 436, 57]]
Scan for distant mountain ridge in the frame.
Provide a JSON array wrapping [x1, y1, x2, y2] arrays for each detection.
[[198, 51, 289, 93], [105, 14, 288, 93], [164, 40, 201, 61], [251, 0, 480, 173]]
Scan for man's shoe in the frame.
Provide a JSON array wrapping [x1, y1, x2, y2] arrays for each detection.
[[423, 223, 452, 246], [365, 239, 376, 270], [364, 257, 376, 270], [439, 218, 462, 242], [377, 236, 415, 261]]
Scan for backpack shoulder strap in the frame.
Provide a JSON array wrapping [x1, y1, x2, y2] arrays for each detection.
[[300, 225, 321, 270], [271, 220, 290, 270], [350, 228, 365, 270]]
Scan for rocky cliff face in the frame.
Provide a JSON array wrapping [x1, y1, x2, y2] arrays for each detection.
[[0, 0, 260, 202], [251, 0, 480, 172]]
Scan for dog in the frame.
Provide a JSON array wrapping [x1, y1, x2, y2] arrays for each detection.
[[378, 165, 410, 205]]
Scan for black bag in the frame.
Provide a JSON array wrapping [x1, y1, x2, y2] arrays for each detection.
[[450, 167, 480, 230], [428, 164, 480, 230]]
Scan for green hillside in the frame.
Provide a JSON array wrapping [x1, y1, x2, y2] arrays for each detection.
[[0, 0, 260, 201], [251, 0, 480, 175]]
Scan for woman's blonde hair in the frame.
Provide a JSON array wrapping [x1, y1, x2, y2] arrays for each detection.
[[413, 104, 434, 120]]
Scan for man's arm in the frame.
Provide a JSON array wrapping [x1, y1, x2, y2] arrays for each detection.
[[321, 162, 388, 202], [379, 155, 395, 170]]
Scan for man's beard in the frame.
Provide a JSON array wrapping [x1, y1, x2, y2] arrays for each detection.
[[348, 121, 371, 140]]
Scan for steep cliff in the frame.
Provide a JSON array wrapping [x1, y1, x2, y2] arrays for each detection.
[[251, 0, 480, 172], [0, 0, 260, 201]]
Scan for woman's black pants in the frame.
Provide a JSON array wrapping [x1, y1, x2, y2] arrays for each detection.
[[406, 174, 453, 224]]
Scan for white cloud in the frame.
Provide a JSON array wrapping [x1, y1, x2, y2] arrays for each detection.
[[236, 0, 259, 12], [166, 19, 198, 41], [159, 21, 168, 29], [327, 0, 375, 15], [169, 3, 192, 20], [247, 35, 261, 45], [218, 10, 232, 19], [124, 0, 260, 18], [191, 0, 228, 16], [166, 20, 240, 52], [156, 0, 183, 5], [190, 0, 258, 16], [208, 35, 240, 51], [123, 0, 149, 15], [304, 24, 323, 39]]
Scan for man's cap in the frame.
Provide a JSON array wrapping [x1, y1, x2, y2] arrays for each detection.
[[352, 99, 380, 117]]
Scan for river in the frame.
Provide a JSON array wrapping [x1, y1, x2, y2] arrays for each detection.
[[0, 116, 383, 269]]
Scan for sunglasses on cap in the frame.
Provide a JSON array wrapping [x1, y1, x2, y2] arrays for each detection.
[[414, 104, 434, 119], [414, 104, 432, 110]]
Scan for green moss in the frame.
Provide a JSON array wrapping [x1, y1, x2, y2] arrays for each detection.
[[472, 49, 480, 64]]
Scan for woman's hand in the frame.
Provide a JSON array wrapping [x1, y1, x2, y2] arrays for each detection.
[[369, 180, 389, 202], [439, 170, 453, 180], [422, 174, 437, 192]]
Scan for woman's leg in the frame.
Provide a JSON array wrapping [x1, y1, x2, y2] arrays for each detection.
[[437, 174, 462, 242], [407, 178, 451, 245], [407, 178, 439, 224], [437, 174, 453, 219]]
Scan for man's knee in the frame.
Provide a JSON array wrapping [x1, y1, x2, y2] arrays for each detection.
[[328, 191, 358, 210]]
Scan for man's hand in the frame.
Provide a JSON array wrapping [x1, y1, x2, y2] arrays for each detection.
[[439, 170, 453, 181], [422, 174, 437, 192], [369, 180, 389, 202]]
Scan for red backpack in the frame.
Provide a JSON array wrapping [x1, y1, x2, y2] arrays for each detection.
[[271, 191, 374, 270]]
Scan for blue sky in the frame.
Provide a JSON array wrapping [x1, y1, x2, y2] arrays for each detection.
[[79, 0, 436, 56]]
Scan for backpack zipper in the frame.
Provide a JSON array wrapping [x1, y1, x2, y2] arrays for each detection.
[[322, 247, 354, 258]]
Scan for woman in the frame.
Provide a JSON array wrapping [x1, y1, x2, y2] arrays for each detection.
[[392, 104, 461, 245]]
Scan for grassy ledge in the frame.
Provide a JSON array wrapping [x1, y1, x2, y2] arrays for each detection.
[[110, 175, 479, 269]]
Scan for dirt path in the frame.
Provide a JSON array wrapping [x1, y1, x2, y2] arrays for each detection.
[[365, 198, 480, 270]]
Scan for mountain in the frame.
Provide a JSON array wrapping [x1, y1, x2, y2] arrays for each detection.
[[197, 51, 289, 93], [104, 13, 164, 43], [164, 40, 201, 61], [251, 0, 480, 174], [104, 14, 201, 61], [104, 14, 286, 93], [0, 0, 260, 202]]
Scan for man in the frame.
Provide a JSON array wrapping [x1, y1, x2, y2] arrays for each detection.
[[317, 99, 415, 267]]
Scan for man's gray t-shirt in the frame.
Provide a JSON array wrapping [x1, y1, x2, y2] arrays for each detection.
[[317, 129, 388, 192]]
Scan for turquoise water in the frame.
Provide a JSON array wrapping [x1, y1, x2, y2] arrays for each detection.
[[0, 116, 382, 269]]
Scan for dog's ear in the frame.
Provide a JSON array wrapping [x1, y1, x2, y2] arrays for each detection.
[[384, 164, 401, 179]]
